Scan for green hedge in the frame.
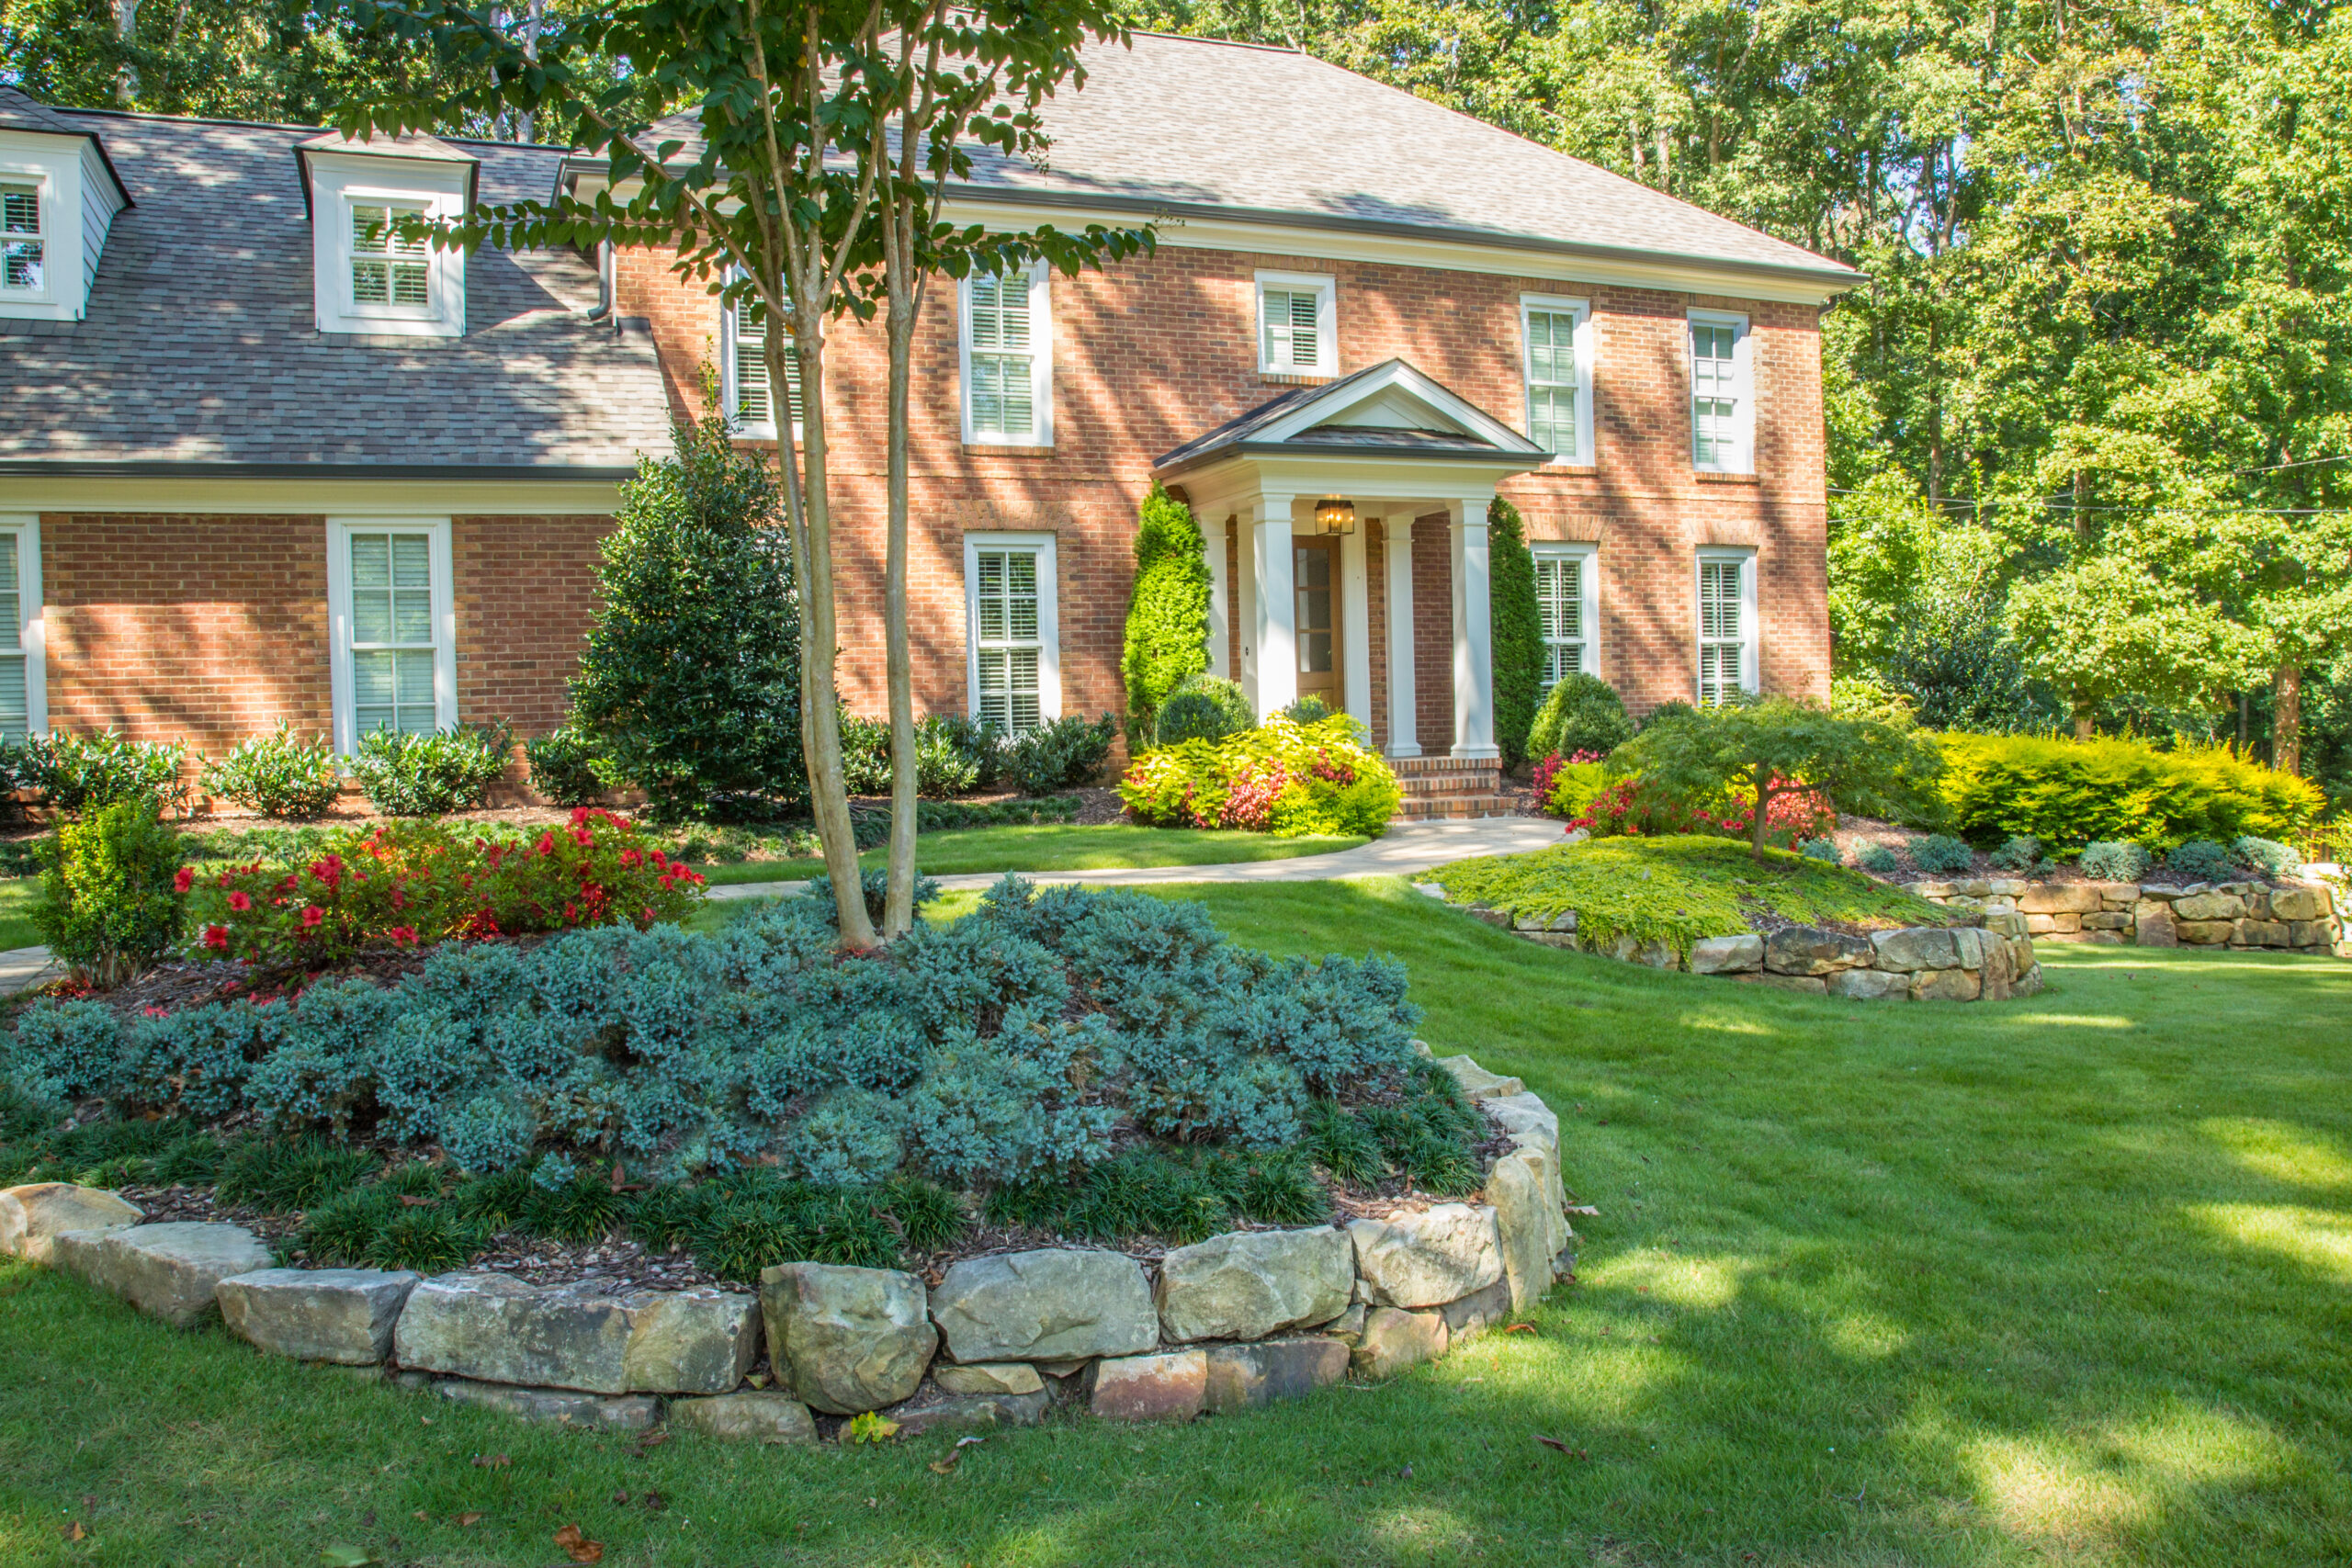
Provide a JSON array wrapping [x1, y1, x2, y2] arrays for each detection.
[[1120, 483, 1212, 744], [1937, 733, 2324, 852]]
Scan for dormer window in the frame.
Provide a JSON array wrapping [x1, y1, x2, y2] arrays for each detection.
[[0, 108, 129, 321], [1, 183, 40, 293], [299, 130, 475, 338], [350, 201, 430, 310]]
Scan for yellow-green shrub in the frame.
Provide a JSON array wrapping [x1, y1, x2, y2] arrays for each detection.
[[1119, 715, 1400, 837], [1936, 733, 2323, 852]]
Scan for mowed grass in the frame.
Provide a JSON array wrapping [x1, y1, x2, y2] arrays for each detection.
[[689, 822, 1366, 886], [5, 879, 2351, 1566], [0, 878, 42, 953]]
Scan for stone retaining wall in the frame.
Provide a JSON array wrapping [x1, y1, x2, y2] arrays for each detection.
[[0, 1052, 1572, 1440], [1416, 884, 2041, 1001], [1906, 874, 2347, 956]]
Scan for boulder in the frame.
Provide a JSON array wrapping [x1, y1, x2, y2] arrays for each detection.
[[2287, 919, 2334, 947], [1204, 1337, 1350, 1412], [2176, 919, 2235, 945], [2137, 884, 2195, 900], [761, 1262, 935, 1416], [1983, 910, 2030, 939], [2270, 886, 2332, 922], [2013, 964, 2045, 998], [1485, 1149, 1562, 1313], [1089, 1348, 1206, 1422], [2236, 919, 2290, 948], [2173, 892, 2245, 922], [891, 1389, 1052, 1437], [392, 1274, 758, 1394], [2080, 912, 2132, 931], [2134, 904, 2177, 947], [1985, 878, 2029, 897], [1154, 1227, 1353, 1343], [667, 1391, 818, 1443], [1866, 928, 1959, 972], [2018, 885, 2101, 914], [1322, 1303, 1367, 1344], [1763, 927, 1874, 976], [1905, 881, 1955, 899], [1605, 932, 1680, 969], [216, 1268, 418, 1365], [1351, 1307, 1447, 1379], [1688, 933, 1764, 975], [1910, 968, 1982, 1001], [51, 1222, 272, 1329], [933, 1361, 1044, 1396], [1826, 968, 1910, 1000], [1512, 909, 1576, 932], [430, 1378, 660, 1431], [1440, 1278, 1512, 1340], [1743, 973, 1828, 994], [0, 1184, 141, 1264], [1483, 1091, 1558, 1151], [1436, 1056, 1523, 1100], [1348, 1203, 1503, 1309], [931, 1248, 1158, 1364], [2086, 881, 2140, 905]]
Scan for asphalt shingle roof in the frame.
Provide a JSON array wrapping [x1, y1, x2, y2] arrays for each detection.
[[0, 105, 672, 472]]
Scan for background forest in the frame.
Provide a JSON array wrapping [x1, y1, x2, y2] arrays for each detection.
[[6, 0, 2350, 806]]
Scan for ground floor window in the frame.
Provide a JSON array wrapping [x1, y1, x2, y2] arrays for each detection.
[[328, 518, 455, 750], [1696, 547, 1757, 706], [1532, 543, 1598, 693], [0, 517, 42, 740], [964, 532, 1060, 736]]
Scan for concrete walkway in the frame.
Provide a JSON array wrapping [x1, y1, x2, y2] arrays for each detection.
[[707, 815, 1566, 901], [0, 945, 56, 995]]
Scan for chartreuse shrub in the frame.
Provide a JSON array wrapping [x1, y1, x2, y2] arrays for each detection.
[[200, 726, 341, 818], [1121, 713, 1401, 837], [34, 799, 187, 987], [1434, 835, 1951, 964], [4, 878, 1430, 1267], [1121, 482, 1213, 747], [1935, 732, 2324, 853]]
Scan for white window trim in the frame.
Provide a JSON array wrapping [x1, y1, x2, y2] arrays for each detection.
[[0, 168, 53, 306], [1530, 541, 1599, 690], [1255, 269, 1338, 377], [0, 515, 46, 737], [962, 531, 1061, 730], [325, 517, 458, 754], [308, 151, 467, 338], [959, 265, 1054, 446], [1694, 547, 1758, 705], [1521, 294, 1595, 464], [718, 270, 799, 443], [1687, 308, 1755, 474]]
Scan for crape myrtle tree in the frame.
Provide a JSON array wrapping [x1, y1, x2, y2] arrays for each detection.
[[332, 0, 1146, 947]]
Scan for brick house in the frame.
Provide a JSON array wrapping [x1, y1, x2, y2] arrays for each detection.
[[0, 34, 1857, 808]]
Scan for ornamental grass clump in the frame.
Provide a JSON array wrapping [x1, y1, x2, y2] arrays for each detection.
[[1120, 714, 1401, 837]]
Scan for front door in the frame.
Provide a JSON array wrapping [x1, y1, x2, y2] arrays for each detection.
[[1294, 537, 1340, 712]]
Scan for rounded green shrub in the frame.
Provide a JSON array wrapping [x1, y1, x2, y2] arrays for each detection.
[[523, 725, 611, 807], [1001, 714, 1118, 795], [1990, 834, 2045, 872], [1528, 672, 1634, 762], [2234, 835, 2301, 878], [350, 725, 513, 817], [201, 726, 341, 819], [1280, 695, 1331, 725], [2077, 840, 2151, 882], [1858, 842, 1902, 876], [1155, 675, 1252, 747], [22, 731, 190, 817], [34, 800, 186, 988], [2165, 839, 2235, 882], [1797, 836, 1839, 862], [1909, 834, 1975, 875]]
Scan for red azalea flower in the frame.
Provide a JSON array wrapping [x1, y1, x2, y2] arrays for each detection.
[[387, 925, 419, 946], [620, 848, 641, 869], [650, 850, 668, 870], [572, 826, 594, 847], [228, 890, 253, 912], [202, 925, 230, 951], [172, 866, 195, 894], [537, 832, 555, 856], [300, 905, 325, 928]]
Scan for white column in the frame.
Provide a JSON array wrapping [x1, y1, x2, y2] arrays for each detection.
[[1448, 495, 1498, 760], [1205, 513, 1230, 680], [1236, 511, 1258, 708], [1250, 492, 1298, 717], [1339, 520, 1371, 728], [1383, 513, 1419, 758]]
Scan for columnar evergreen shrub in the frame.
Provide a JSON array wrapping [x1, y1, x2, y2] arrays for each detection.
[[25, 730, 190, 817], [523, 726, 611, 807], [1154, 674, 1252, 747], [569, 415, 807, 820], [34, 800, 186, 987], [1120, 482, 1212, 745], [1526, 672, 1634, 762], [1120, 714, 1401, 836], [1936, 733, 2324, 852], [1487, 497, 1544, 769], [349, 725, 513, 817], [201, 727, 341, 818]]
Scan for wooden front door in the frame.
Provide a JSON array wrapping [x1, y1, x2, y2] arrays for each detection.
[[1294, 537, 1341, 710]]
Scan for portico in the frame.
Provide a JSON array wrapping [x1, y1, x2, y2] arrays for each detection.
[[1151, 360, 1547, 762]]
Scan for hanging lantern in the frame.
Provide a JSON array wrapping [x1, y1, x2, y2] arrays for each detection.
[[1313, 497, 1357, 536]]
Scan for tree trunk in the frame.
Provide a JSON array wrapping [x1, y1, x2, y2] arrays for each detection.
[[2273, 662, 2302, 775], [113, 0, 141, 105], [2072, 700, 2093, 741], [878, 203, 921, 938], [514, 0, 544, 144], [1751, 773, 1770, 861]]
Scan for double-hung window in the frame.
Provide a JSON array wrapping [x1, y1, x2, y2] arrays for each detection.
[[0, 518, 44, 740], [1532, 543, 1598, 693], [1689, 310, 1753, 472], [349, 200, 432, 312], [0, 182, 41, 295], [1521, 296, 1591, 461], [1256, 271, 1336, 376], [1696, 549, 1757, 706], [721, 279, 802, 438], [961, 266, 1051, 445], [965, 533, 1060, 736], [329, 519, 455, 751]]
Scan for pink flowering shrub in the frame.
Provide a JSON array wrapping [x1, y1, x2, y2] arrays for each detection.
[[184, 807, 706, 967], [1119, 715, 1402, 837], [1563, 771, 1833, 847]]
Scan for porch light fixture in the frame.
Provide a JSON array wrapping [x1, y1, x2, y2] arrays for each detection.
[[1313, 496, 1357, 536]]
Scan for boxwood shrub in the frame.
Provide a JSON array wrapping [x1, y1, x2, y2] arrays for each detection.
[[1937, 733, 2323, 853]]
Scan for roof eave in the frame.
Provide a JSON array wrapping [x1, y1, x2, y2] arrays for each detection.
[[1154, 439, 1544, 483], [0, 459, 641, 481]]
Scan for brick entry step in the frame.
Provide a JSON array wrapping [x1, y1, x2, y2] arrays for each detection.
[[1391, 756, 1514, 820]]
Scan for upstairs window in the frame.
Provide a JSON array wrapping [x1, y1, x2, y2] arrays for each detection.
[[1521, 296, 1592, 461], [1696, 549, 1756, 706], [965, 533, 1061, 736], [0, 183, 40, 294], [722, 282, 802, 437], [1532, 543, 1598, 693], [961, 266, 1052, 445], [350, 201, 430, 310], [1257, 271, 1336, 376], [1689, 311, 1753, 472]]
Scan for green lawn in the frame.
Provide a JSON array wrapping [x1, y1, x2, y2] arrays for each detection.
[[0, 879, 41, 953], [6, 881, 2351, 1565], [688, 822, 1366, 886]]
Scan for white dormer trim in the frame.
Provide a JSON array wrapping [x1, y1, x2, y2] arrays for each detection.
[[305, 150, 469, 338], [0, 130, 122, 322]]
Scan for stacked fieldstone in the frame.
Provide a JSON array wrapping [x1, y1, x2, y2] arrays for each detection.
[[1907, 876, 2346, 955], [0, 1052, 1572, 1439], [1417, 885, 2041, 1001]]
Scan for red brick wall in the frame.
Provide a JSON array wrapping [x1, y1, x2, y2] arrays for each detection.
[[453, 515, 615, 735], [1411, 516, 1455, 750], [618, 241, 1832, 733]]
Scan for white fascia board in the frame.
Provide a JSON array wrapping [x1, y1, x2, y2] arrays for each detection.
[[939, 194, 1858, 307], [1175, 451, 1542, 513], [1257, 360, 1541, 454], [0, 474, 628, 515]]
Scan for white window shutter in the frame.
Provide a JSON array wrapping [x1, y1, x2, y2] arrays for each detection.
[[0, 184, 40, 293]]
